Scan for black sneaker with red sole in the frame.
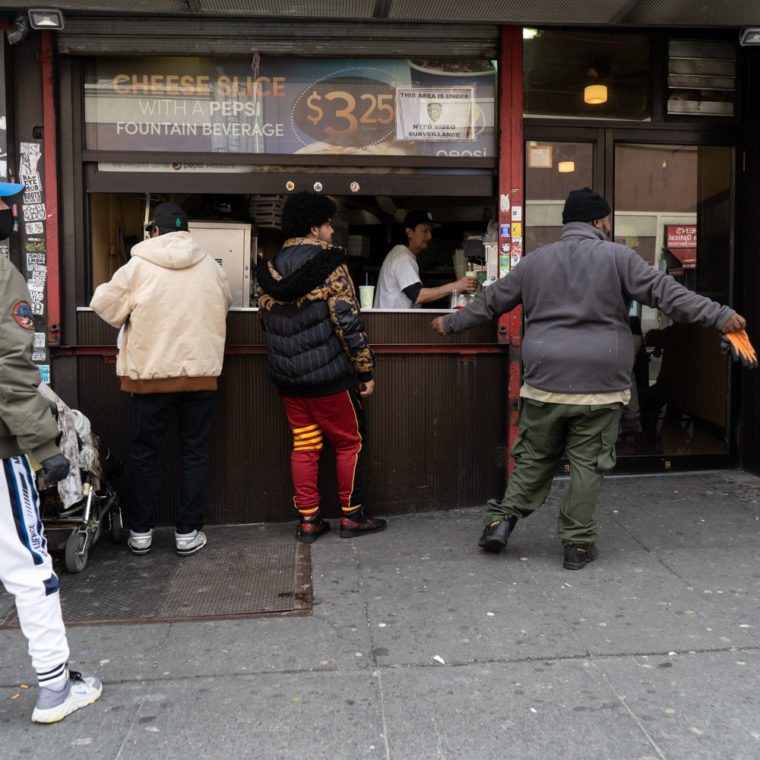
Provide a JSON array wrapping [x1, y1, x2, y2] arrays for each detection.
[[339, 512, 387, 538], [297, 518, 331, 544]]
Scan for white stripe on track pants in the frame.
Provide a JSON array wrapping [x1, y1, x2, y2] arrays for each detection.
[[0, 455, 69, 685]]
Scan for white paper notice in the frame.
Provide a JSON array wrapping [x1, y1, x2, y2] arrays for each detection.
[[395, 87, 475, 141]]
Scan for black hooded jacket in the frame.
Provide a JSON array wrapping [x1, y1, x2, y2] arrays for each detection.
[[256, 239, 374, 397]]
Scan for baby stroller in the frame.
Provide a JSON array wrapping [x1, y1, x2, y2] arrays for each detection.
[[36, 383, 124, 573]]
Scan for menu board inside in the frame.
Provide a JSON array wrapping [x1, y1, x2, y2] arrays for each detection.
[[84, 56, 496, 159]]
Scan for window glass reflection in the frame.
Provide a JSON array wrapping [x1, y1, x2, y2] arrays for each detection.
[[524, 30, 650, 121], [525, 141, 594, 251], [614, 143, 732, 457]]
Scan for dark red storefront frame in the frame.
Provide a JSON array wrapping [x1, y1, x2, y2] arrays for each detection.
[[499, 26, 524, 477]]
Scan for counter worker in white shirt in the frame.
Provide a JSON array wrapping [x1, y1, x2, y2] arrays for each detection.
[[373, 209, 476, 308]]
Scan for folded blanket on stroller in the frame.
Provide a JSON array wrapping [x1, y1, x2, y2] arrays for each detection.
[[36, 383, 102, 509]]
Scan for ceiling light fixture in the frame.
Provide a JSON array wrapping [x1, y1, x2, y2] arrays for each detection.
[[523, 28, 538, 40], [739, 27, 760, 46], [28, 9, 65, 31], [584, 84, 608, 104], [558, 161, 575, 173]]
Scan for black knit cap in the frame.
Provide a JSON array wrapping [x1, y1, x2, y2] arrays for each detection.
[[562, 187, 611, 224]]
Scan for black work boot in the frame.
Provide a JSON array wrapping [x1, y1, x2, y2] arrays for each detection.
[[297, 516, 331, 544], [339, 508, 387, 538], [478, 516, 517, 553], [563, 542, 598, 570]]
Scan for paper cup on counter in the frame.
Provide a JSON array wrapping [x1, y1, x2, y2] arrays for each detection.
[[359, 285, 375, 309]]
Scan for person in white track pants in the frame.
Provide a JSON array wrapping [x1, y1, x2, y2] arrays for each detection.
[[0, 181, 102, 723]]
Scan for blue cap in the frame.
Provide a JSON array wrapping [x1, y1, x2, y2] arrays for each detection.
[[0, 182, 25, 199]]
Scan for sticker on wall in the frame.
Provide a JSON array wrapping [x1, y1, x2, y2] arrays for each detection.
[[19, 148, 45, 226], [37, 364, 49, 383], [499, 223, 509, 239], [349, 181, 360, 192], [0, 107, 7, 260], [313, 181, 323, 192], [22, 203, 45, 223], [26, 279, 45, 315], [511, 222, 522, 238], [285, 180, 295, 191], [24, 240, 46, 316], [26, 250, 46, 268], [500, 194, 510, 212], [511, 205, 522, 221], [500, 242, 510, 254], [29, 268, 46, 286]]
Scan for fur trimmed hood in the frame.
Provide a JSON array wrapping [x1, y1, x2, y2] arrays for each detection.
[[256, 242, 346, 302]]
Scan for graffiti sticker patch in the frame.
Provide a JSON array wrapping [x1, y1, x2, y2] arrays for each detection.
[[12, 300, 34, 329]]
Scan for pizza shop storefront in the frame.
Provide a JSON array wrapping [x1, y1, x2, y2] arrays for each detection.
[[6, 19, 759, 525]]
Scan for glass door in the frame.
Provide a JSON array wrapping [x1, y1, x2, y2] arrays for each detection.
[[524, 135, 734, 467], [614, 143, 732, 460], [525, 139, 596, 252]]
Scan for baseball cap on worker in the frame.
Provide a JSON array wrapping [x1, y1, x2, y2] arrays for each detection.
[[145, 202, 188, 234], [403, 208, 436, 230], [0, 181, 25, 199], [562, 187, 611, 224]]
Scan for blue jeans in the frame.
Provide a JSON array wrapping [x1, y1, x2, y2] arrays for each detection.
[[129, 391, 216, 534]]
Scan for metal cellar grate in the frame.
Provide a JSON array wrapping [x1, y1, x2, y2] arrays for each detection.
[[0, 524, 311, 627]]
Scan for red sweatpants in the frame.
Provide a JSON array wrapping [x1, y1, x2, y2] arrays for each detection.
[[281, 389, 365, 519]]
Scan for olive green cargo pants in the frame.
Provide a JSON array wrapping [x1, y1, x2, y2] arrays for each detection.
[[484, 398, 623, 545]]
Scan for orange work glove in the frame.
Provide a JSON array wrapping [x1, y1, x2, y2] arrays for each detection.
[[720, 329, 758, 369]]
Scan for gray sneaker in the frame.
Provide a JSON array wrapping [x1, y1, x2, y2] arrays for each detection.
[[175, 529, 207, 556], [127, 529, 152, 555], [32, 670, 102, 723]]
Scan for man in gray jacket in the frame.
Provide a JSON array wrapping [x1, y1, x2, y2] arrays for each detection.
[[432, 187, 748, 569]]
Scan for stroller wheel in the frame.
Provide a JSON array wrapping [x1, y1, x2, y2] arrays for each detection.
[[110, 503, 124, 544], [65, 530, 89, 573]]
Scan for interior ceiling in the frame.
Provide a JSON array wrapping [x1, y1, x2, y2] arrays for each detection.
[[0, 0, 757, 27]]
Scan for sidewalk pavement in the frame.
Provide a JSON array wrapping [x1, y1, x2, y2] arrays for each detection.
[[3, 470, 760, 760]]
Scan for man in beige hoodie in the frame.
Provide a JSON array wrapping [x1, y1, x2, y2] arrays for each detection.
[[90, 202, 232, 556]]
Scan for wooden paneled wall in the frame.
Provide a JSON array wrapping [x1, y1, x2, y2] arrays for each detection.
[[72, 310, 507, 525]]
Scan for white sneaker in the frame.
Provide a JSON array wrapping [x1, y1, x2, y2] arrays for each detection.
[[127, 529, 152, 555], [32, 670, 102, 723], [175, 529, 207, 556]]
